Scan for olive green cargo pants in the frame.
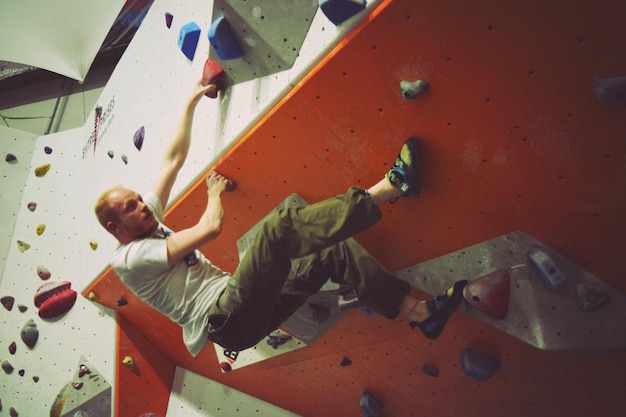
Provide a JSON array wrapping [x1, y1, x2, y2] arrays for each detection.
[[208, 187, 410, 351]]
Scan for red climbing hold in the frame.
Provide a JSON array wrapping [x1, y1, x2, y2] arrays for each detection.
[[463, 269, 510, 319]]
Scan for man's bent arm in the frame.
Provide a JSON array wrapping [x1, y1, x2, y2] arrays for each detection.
[[165, 173, 228, 266], [152, 82, 216, 209]]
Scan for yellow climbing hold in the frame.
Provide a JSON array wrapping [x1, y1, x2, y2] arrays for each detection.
[[36, 224, 46, 236], [35, 163, 51, 177], [89, 240, 98, 250], [17, 240, 30, 252], [88, 292, 98, 301], [122, 356, 135, 370]]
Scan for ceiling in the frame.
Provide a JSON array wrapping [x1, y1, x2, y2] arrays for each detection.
[[0, 0, 154, 110]]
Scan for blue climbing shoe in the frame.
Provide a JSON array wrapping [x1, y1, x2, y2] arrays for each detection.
[[411, 280, 468, 339], [386, 137, 420, 197]]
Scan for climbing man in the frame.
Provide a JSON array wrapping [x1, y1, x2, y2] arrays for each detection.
[[94, 80, 467, 356]]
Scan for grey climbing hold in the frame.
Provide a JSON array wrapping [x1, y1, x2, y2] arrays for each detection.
[[6, 153, 17, 163], [21, 319, 39, 348], [266, 333, 292, 349], [107, 150, 114, 159], [400, 79, 430, 99], [576, 281, 611, 312], [17, 305, 27, 313], [121, 155, 128, 164]]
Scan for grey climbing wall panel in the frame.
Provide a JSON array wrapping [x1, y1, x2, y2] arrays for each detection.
[[396, 231, 626, 352]]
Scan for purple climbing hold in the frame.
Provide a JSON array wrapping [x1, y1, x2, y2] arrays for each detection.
[[44, 146, 53, 154], [18, 305, 27, 313], [78, 364, 91, 377], [27, 202, 37, 212], [320, 0, 367, 26], [33, 376, 39, 383], [72, 381, 84, 390], [9, 341, 17, 354], [133, 126, 145, 151], [6, 153, 17, 163], [9, 407, 18, 417], [1, 296, 15, 311], [592, 75, 626, 106], [340, 357, 352, 366], [165, 12, 174, 28], [2, 360, 14, 374], [18, 369, 25, 377]]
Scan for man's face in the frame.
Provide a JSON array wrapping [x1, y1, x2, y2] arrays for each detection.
[[108, 188, 159, 242]]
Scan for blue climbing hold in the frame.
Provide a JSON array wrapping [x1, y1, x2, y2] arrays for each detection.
[[320, 0, 367, 26], [178, 22, 201, 61], [460, 348, 500, 381], [209, 16, 244, 60]]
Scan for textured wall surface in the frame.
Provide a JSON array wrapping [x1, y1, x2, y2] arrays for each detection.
[[85, 0, 626, 416]]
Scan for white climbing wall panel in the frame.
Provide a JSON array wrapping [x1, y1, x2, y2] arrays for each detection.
[[1, 0, 383, 414]]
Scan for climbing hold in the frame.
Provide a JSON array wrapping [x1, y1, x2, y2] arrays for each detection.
[[9, 407, 18, 417], [89, 240, 98, 250], [138, 414, 158, 417], [9, 341, 17, 354], [400, 79, 430, 99], [44, 146, 53, 154], [1, 295, 15, 311], [202, 59, 227, 98], [576, 281, 611, 312], [117, 298, 128, 307], [133, 126, 145, 151], [121, 154, 128, 164], [320, 0, 367, 26], [107, 150, 114, 159], [33, 376, 39, 383], [460, 348, 500, 381], [165, 12, 173, 28], [592, 75, 626, 106], [340, 357, 352, 366], [178, 21, 201, 61], [36, 224, 46, 236], [338, 288, 362, 310], [422, 363, 440, 377], [527, 246, 566, 291], [72, 381, 84, 390], [6, 153, 17, 163], [308, 302, 331, 325], [463, 269, 510, 319], [37, 265, 51, 280], [208, 16, 244, 60], [34, 281, 77, 319], [360, 390, 383, 417], [220, 362, 232, 373], [2, 360, 14, 374], [17, 304, 27, 313], [79, 364, 91, 377], [34, 163, 51, 177], [88, 292, 98, 301], [122, 356, 135, 370], [17, 240, 30, 252], [21, 319, 39, 348], [266, 333, 292, 349], [18, 369, 25, 376], [27, 202, 37, 211]]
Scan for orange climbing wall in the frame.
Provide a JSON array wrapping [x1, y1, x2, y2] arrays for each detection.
[[84, 0, 626, 416]]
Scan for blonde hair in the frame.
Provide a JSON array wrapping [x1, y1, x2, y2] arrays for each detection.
[[94, 186, 123, 233]]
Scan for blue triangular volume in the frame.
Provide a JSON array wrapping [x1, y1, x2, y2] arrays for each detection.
[[320, 0, 367, 26], [208, 16, 244, 60]]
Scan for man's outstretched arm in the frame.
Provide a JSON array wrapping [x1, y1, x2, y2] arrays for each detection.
[[151, 81, 216, 209]]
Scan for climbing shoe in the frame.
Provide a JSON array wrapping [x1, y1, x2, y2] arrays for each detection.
[[386, 137, 420, 197], [411, 280, 468, 339]]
